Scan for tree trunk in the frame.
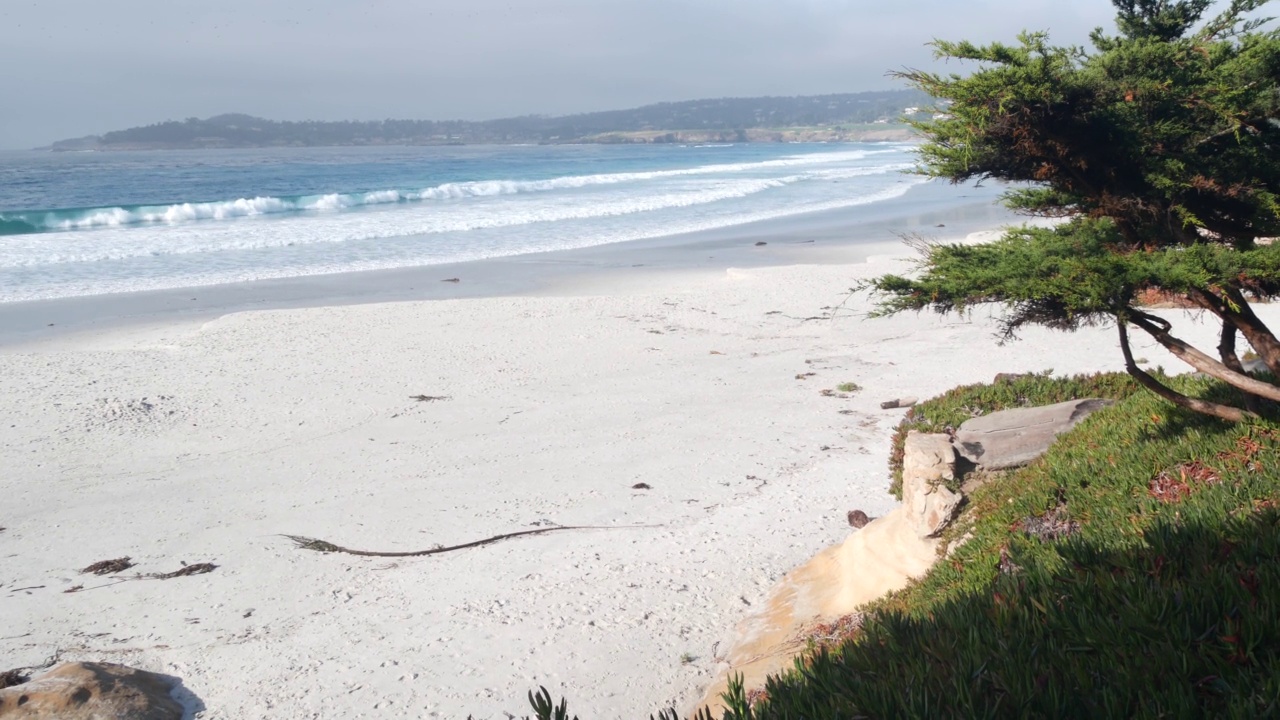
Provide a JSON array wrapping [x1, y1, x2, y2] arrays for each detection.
[[1219, 319, 1244, 372], [1117, 322, 1251, 423], [1191, 287, 1280, 376], [1128, 312, 1280, 403], [1223, 288, 1280, 375], [1219, 318, 1264, 415]]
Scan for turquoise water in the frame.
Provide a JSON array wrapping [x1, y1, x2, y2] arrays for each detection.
[[0, 143, 922, 302]]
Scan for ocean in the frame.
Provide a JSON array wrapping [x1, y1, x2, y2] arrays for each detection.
[[0, 143, 925, 303]]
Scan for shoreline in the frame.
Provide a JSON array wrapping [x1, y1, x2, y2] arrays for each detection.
[[0, 190, 1179, 718], [0, 179, 1010, 349]]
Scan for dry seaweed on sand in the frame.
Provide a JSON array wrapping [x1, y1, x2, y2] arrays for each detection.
[[0, 669, 29, 690], [0, 652, 60, 689], [65, 561, 218, 593], [284, 523, 654, 558], [146, 563, 217, 579], [80, 557, 135, 575]]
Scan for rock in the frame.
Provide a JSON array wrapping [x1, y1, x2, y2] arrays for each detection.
[[846, 510, 871, 528], [0, 662, 182, 720], [901, 432, 964, 538], [993, 372, 1029, 383], [953, 398, 1114, 470], [754, 241, 767, 246], [879, 396, 918, 410]]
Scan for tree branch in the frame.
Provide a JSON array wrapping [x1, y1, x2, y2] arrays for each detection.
[[1223, 287, 1280, 375], [1118, 322, 1250, 422], [1128, 312, 1280, 402], [1190, 287, 1280, 375]]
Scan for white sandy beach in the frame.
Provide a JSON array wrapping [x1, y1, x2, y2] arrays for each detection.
[[0, 235, 1240, 718]]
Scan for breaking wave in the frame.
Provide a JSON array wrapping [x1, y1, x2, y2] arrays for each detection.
[[0, 149, 899, 235]]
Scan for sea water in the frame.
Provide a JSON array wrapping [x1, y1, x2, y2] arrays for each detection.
[[0, 143, 924, 303]]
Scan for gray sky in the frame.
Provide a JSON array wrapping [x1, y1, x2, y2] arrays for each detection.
[[0, 0, 1123, 149]]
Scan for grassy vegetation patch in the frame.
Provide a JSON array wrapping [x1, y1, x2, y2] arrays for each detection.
[[732, 374, 1280, 719]]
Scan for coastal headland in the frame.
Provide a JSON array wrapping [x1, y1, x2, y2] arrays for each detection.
[[44, 90, 924, 151]]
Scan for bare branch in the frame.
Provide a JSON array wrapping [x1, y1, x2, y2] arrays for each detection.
[[1118, 322, 1251, 422]]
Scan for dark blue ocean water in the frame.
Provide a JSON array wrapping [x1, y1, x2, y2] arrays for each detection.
[[0, 143, 922, 301]]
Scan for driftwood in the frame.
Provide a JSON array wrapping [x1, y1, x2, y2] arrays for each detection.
[[284, 524, 650, 558]]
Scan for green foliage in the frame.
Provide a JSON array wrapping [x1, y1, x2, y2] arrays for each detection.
[[516, 686, 719, 720], [901, 1, 1280, 247], [867, 222, 1280, 339], [743, 373, 1280, 718], [529, 687, 576, 720], [836, 382, 862, 393], [887, 371, 1139, 498], [881, 0, 1280, 421]]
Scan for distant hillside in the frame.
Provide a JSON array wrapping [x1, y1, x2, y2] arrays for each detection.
[[50, 90, 928, 151]]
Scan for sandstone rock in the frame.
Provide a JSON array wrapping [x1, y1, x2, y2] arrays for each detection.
[[901, 432, 964, 538], [0, 662, 182, 720], [954, 398, 1114, 470]]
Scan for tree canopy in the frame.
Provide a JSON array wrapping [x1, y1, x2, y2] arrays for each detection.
[[870, 0, 1280, 421]]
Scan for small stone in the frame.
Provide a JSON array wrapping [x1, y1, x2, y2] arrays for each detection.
[[879, 396, 919, 410], [632, 483, 652, 490], [754, 241, 767, 246], [846, 510, 871, 528]]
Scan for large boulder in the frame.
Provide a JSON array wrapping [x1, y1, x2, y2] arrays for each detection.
[[954, 398, 1113, 470], [901, 431, 964, 538], [0, 662, 182, 720]]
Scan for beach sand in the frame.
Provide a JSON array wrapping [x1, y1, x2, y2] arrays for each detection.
[[0, 231, 1243, 718]]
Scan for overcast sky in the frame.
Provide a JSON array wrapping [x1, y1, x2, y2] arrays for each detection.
[[0, 0, 1125, 149]]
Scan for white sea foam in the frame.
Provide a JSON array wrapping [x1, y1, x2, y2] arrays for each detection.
[[0, 145, 929, 302], [0, 176, 931, 303], [1, 175, 808, 267], [20, 149, 905, 233]]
